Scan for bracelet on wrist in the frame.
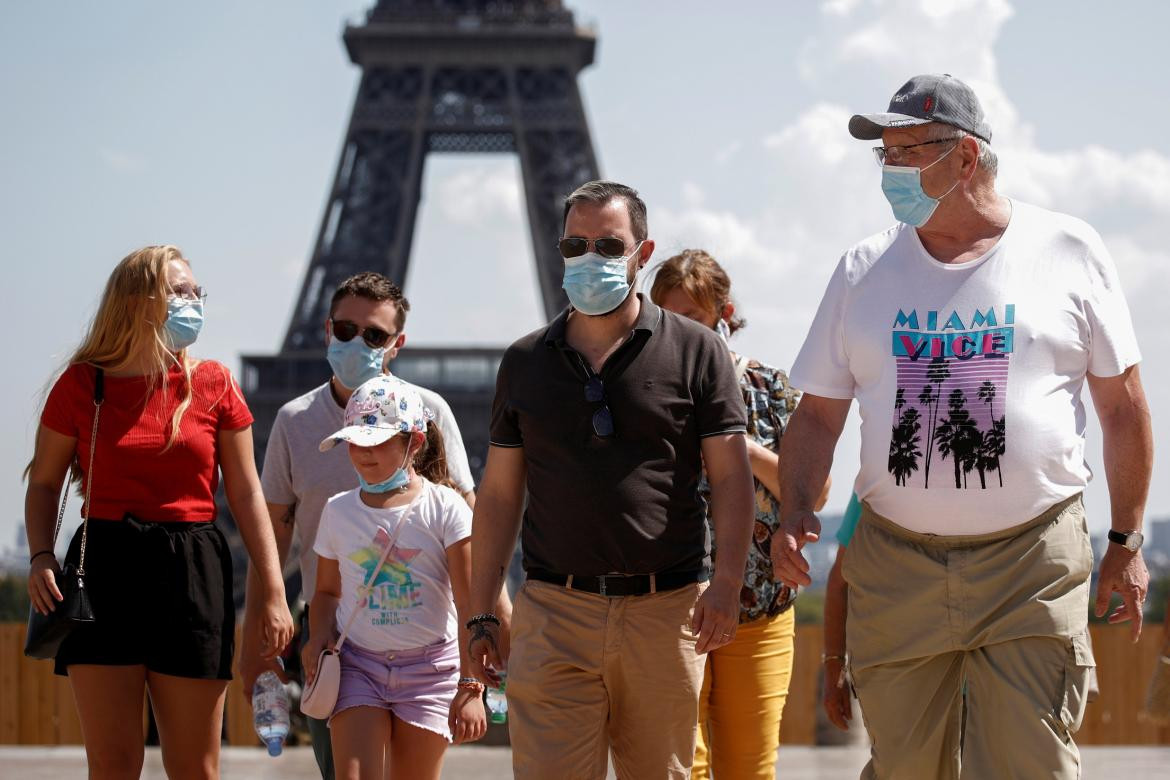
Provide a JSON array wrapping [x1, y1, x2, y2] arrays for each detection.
[[466, 613, 501, 630], [29, 550, 55, 565], [457, 676, 485, 693]]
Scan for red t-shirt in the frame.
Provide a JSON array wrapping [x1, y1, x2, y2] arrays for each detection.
[[41, 360, 254, 522]]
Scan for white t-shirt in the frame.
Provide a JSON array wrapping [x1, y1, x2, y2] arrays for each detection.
[[313, 479, 472, 652], [791, 201, 1141, 535], [261, 378, 474, 598]]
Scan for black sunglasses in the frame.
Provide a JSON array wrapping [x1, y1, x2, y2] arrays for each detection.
[[584, 376, 614, 437], [331, 319, 396, 349], [558, 236, 630, 260]]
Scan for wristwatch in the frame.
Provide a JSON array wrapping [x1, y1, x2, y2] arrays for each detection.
[[1107, 529, 1144, 552]]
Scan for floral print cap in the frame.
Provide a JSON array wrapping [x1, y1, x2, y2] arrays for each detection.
[[318, 374, 433, 452]]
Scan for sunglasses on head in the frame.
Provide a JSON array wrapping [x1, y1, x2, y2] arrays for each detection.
[[331, 319, 396, 349], [558, 236, 632, 260]]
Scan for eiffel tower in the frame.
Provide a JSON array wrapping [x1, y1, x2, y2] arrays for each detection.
[[230, 1, 600, 593]]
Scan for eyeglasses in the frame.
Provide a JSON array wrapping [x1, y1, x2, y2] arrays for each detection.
[[330, 319, 397, 349], [584, 375, 614, 438], [871, 137, 960, 166], [558, 236, 631, 260], [168, 285, 207, 302]]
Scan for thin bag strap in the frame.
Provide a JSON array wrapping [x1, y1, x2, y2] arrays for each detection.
[[332, 490, 421, 652], [52, 368, 103, 576]]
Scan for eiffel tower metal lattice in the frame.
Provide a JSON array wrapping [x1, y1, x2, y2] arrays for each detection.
[[229, 1, 600, 597]]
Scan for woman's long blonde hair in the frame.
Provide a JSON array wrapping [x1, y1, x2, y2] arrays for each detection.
[[72, 245, 199, 449]]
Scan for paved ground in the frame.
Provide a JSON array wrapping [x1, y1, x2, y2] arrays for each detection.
[[1, 745, 1168, 778]]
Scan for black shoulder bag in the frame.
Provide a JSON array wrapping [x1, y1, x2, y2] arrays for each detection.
[[24, 368, 103, 659]]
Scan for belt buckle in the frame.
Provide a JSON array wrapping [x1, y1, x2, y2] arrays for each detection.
[[598, 574, 610, 597]]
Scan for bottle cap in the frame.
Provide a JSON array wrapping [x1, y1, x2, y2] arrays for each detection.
[[266, 737, 283, 757]]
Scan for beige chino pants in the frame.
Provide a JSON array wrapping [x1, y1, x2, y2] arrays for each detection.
[[507, 579, 708, 780], [843, 495, 1095, 780]]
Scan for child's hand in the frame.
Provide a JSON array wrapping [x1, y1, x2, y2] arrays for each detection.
[[448, 689, 487, 744], [301, 635, 333, 686]]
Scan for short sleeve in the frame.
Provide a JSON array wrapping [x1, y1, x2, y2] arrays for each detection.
[[41, 365, 88, 438], [217, 367, 254, 431], [312, 498, 340, 560], [790, 257, 856, 399], [260, 408, 296, 506], [836, 492, 862, 547], [1081, 233, 1141, 378], [426, 394, 475, 493], [488, 349, 523, 448], [696, 337, 748, 438], [440, 489, 473, 549]]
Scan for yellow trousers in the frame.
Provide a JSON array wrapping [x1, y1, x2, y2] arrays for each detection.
[[693, 609, 796, 780]]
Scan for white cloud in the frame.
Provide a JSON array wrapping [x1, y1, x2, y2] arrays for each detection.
[[98, 147, 145, 172], [433, 164, 523, 228]]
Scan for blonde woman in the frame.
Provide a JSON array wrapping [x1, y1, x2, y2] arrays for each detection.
[[25, 246, 293, 778], [651, 249, 828, 780]]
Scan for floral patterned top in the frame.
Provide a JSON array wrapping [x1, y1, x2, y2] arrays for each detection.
[[700, 355, 802, 624]]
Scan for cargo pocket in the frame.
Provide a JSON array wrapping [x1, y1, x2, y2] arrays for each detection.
[[1056, 630, 1095, 743]]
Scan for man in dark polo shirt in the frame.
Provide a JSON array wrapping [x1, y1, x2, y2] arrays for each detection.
[[467, 180, 756, 779]]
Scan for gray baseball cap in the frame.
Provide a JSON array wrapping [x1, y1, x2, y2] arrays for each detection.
[[848, 74, 992, 143]]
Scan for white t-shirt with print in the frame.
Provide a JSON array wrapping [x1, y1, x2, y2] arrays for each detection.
[[313, 479, 472, 652], [261, 378, 475, 599], [791, 201, 1141, 535]]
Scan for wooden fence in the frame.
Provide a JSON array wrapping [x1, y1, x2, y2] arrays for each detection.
[[1, 623, 1167, 747]]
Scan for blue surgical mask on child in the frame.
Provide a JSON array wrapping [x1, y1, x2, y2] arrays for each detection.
[[880, 143, 960, 227], [328, 337, 386, 390], [359, 447, 412, 494], [163, 297, 204, 351], [562, 243, 642, 316]]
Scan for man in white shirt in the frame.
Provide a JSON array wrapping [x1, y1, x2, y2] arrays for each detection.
[[238, 273, 505, 779], [776, 74, 1153, 779]]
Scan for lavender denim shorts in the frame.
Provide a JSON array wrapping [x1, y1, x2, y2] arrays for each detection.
[[331, 638, 460, 739]]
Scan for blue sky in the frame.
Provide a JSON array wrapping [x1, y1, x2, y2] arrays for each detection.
[[3, 0, 1169, 552]]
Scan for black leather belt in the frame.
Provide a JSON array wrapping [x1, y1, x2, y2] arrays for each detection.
[[526, 568, 707, 597]]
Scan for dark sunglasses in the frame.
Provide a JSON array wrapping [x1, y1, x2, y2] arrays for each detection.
[[558, 236, 630, 260], [584, 376, 614, 437], [331, 319, 396, 349]]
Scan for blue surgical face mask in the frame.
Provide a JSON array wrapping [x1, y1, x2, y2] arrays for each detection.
[[163, 297, 203, 351], [358, 445, 412, 494], [562, 243, 641, 316], [880, 143, 959, 227], [328, 337, 386, 390]]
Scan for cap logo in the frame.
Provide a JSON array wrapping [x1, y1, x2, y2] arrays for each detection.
[[891, 92, 910, 104], [351, 398, 382, 416], [888, 119, 916, 127], [924, 96, 935, 112]]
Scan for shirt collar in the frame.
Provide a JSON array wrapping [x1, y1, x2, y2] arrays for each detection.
[[543, 293, 662, 347]]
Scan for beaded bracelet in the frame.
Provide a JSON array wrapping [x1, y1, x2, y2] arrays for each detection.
[[29, 550, 54, 565], [465, 613, 501, 630], [457, 676, 485, 694]]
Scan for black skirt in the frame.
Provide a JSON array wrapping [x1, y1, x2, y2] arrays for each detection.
[[54, 515, 235, 680]]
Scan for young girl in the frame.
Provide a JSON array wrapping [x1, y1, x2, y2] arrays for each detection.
[[303, 374, 486, 780], [25, 245, 293, 778]]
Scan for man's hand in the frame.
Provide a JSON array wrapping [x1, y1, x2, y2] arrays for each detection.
[[468, 622, 505, 687], [822, 658, 852, 731], [773, 509, 821, 588], [238, 624, 287, 698], [691, 577, 740, 654], [1094, 545, 1149, 642]]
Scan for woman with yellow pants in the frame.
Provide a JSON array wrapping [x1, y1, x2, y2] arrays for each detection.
[[652, 250, 827, 779]]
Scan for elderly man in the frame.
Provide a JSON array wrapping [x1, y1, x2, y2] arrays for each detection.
[[467, 180, 755, 779], [776, 74, 1153, 779]]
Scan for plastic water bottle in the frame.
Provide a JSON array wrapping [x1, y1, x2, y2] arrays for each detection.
[[485, 674, 507, 724], [252, 667, 290, 757]]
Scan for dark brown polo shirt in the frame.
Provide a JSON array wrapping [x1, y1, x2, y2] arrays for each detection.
[[489, 295, 747, 576]]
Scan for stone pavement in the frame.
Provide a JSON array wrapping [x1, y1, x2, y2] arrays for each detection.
[[1, 745, 1169, 778]]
